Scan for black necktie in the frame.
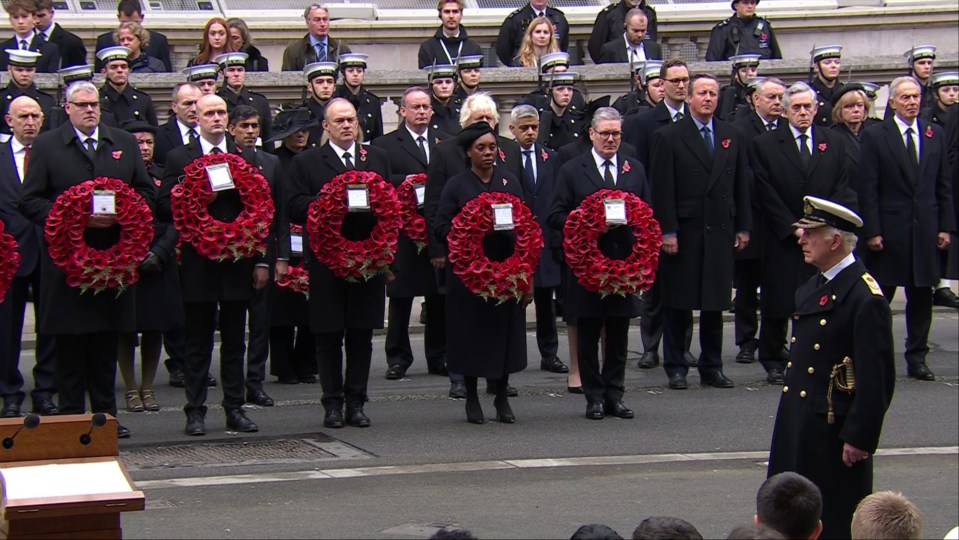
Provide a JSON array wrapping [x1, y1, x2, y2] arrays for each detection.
[[188, 128, 198, 144], [84, 137, 96, 157], [817, 274, 828, 288], [19, 39, 28, 50], [416, 136, 429, 164], [701, 125, 714, 158], [209, 147, 222, 155], [343, 151, 354, 170], [766, 122, 775, 131], [673, 111, 684, 123], [799, 134, 811, 168], [905, 127, 919, 171], [603, 160, 615, 188], [523, 150, 536, 189], [34, 31, 45, 44]]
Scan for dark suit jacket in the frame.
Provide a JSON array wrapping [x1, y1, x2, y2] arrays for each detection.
[[281, 34, 350, 71], [751, 125, 855, 317], [95, 29, 172, 72], [858, 120, 955, 287], [624, 100, 689, 173], [732, 111, 786, 261], [521, 144, 561, 289], [556, 138, 636, 170], [597, 38, 663, 64], [0, 37, 60, 73], [0, 141, 39, 277], [18, 122, 154, 334], [548, 150, 649, 318], [45, 24, 86, 68], [650, 116, 752, 311], [153, 117, 188, 167], [287, 142, 391, 332]]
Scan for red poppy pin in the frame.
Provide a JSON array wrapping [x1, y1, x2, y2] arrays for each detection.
[[721, 138, 731, 149], [925, 126, 934, 138], [541, 149, 549, 161], [502, 178, 508, 186], [498, 149, 506, 161], [819, 295, 828, 306], [153, 178, 162, 187], [761, 33, 768, 40], [112, 150, 122, 161], [359, 146, 368, 162], [818, 142, 828, 152], [621, 161, 631, 174]]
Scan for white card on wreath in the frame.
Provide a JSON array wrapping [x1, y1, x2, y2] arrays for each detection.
[[205, 163, 235, 191], [604, 199, 627, 225], [92, 190, 116, 215], [347, 184, 370, 211], [290, 232, 303, 256], [492, 203, 514, 231], [414, 184, 426, 207]]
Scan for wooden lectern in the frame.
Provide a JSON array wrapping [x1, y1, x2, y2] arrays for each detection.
[[0, 414, 144, 539]]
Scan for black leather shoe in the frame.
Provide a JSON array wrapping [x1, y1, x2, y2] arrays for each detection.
[[702, 372, 735, 388], [117, 424, 131, 439], [206, 373, 218, 387], [246, 389, 275, 407], [1, 399, 21, 418], [346, 407, 371, 428], [907, 362, 936, 381], [323, 408, 344, 428], [185, 412, 206, 436], [449, 381, 467, 399], [419, 301, 427, 324], [585, 401, 605, 420], [486, 383, 518, 397], [32, 397, 59, 416], [298, 375, 317, 383], [766, 368, 785, 385], [168, 368, 185, 388], [567, 386, 584, 394], [540, 356, 569, 373], [685, 351, 698, 367], [226, 410, 258, 432], [736, 342, 758, 364], [933, 287, 959, 309], [385, 364, 406, 380], [668, 374, 688, 390], [638, 351, 660, 369], [604, 400, 635, 419], [427, 364, 449, 376]]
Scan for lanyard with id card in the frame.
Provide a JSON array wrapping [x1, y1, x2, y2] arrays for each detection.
[[491, 202, 514, 231], [346, 184, 370, 212], [604, 198, 627, 226], [92, 190, 116, 215], [205, 162, 235, 191]]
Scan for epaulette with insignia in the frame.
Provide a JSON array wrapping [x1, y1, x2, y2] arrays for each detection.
[[507, 7, 522, 18], [600, 5, 613, 12], [862, 273, 883, 296], [716, 17, 732, 28]]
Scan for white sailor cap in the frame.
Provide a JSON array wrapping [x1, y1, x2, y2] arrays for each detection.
[[96, 46, 131, 65], [544, 71, 578, 87], [183, 63, 219, 82], [638, 60, 663, 84], [744, 76, 767, 95], [540, 52, 570, 73], [456, 55, 483, 70], [59, 63, 95, 82], [904, 45, 936, 64], [338, 53, 368, 69], [810, 45, 842, 63], [793, 196, 863, 232], [731, 53, 761, 68], [214, 52, 249, 68], [425, 64, 457, 83], [931, 71, 959, 89], [304, 61, 338, 81], [3, 49, 41, 67]]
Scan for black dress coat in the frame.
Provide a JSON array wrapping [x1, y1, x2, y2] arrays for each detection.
[[96, 30, 172, 72], [372, 125, 448, 298], [270, 146, 310, 328], [831, 123, 864, 191], [751, 126, 855, 318], [0, 141, 39, 278], [587, 0, 658, 63], [99, 83, 159, 127], [435, 167, 528, 379], [428, 96, 461, 138], [153, 117, 188, 167], [768, 258, 895, 539], [650, 116, 752, 311], [18, 122, 155, 334], [809, 78, 844, 129], [44, 23, 86, 68], [733, 111, 787, 262], [548, 150, 649, 319], [287, 142, 392, 332], [160, 140, 269, 303], [857, 120, 956, 287], [597, 38, 663, 64], [717, 81, 746, 122], [623, 100, 689, 173], [0, 37, 59, 73], [136, 162, 183, 332], [522, 144, 561, 289]]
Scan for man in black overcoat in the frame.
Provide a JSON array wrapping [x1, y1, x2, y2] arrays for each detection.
[[287, 98, 392, 429], [857, 76, 955, 380], [768, 196, 895, 540], [373, 87, 449, 381], [650, 74, 751, 391], [160, 95, 270, 436], [19, 81, 154, 437], [751, 81, 855, 384], [154, 83, 203, 168]]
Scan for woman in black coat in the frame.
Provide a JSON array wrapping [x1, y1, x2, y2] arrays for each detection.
[[434, 123, 530, 424]]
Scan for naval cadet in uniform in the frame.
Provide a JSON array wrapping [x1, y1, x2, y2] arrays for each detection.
[[717, 53, 760, 121], [0, 50, 54, 137], [301, 61, 337, 149], [215, 51, 273, 146], [426, 64, 461, 136], [333, 53, 383, 144], [705, 0, 781, 61], [97, 46, 158, 127], [807, 45, 845, 128]]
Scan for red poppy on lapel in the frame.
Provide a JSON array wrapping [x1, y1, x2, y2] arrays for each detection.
[[153, 178, 162, 187], [359, 146, 368, 162], [236, 147, 243, 154], [721, 138, 730, 149], [621, 161, 630, 174], [819, 295, 828, 306], [112, 150, 122, 160], [502, 178, 508, 186], [498, 149, 506, 161], [761, 33, 768, 40], [541, 149, 549, 161], [818, 142, 828, 152], [925, 126, 934, 138]]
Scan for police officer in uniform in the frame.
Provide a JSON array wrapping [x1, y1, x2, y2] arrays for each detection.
[[96, 46, 158, 127], [184, 63, 220, 96], [717, 53, 760, 121], [215, 52, 273, 146], [333, 53, 383, 144], [496, 0, 569, 67], [0, 50, 54, 137], [768, 196, 895, 540], [588, 0, 657, 64], [705, 0, 781, 61], [426, 64, 461, 136], [807, 45, 845, 128], [451, 54, 482, 109], [301, 61, 338, 149]]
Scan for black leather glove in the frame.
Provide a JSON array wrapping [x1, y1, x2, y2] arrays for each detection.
[[139, 251, 163, 273]]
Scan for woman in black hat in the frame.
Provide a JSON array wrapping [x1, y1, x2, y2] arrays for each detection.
[[434, 122, 530, 424]]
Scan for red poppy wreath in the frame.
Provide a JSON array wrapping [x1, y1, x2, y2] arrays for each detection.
[[563, 189, 662, 297], [307, 170, 401, 282], [447, 191, 543, 304], [171, 153, 274, 261], [275, 224, 310, 298], [0, 220, 21, 300], [44, 177, 153, 295], [397, 173, 428, 253]]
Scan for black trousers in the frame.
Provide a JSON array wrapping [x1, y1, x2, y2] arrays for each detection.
[[315, 328, 373, 410], [163, 326, 187, 373], [53, 331, 119, 416], [269, 326, 315, 380], [640, 278, 693, 353], [533, 287, 559, 359], [183, 300, 248, 417], [758, 316, 790, 373], [734, 258, 761, 347], [246, 285, 269, 391], [881, 285, 933, 364], [385, 295, 446, 371], [577, 316, 630, 404], [0, 271, 56, 404], [663, 309, 723, 377]]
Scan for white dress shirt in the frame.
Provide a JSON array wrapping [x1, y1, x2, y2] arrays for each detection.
[[406, 125, 430, 164], [329, 140, 357, 168], [624, 34, 646, 63], [893, 115, 921, 162], [10, 137, 28, 182], [591, 148, 618, 185], [789, 124, 813, 154], [199, 136, 228, 155]]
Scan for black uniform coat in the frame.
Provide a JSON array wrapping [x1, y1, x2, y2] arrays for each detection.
[[611, 91, 652, 119], [96, 30, 172, 72], [751, 125, 855, 318], [548, 150, 649, 318], [18, 122, 155, 334], [271, 145, 309, 328], [704, 15, 781, 61], [537, 106, 586, 151], [428, 95, 460, 138], [857, 120, 956, 287], [287, 142, 392, 332], [136, 162, 183, 332], [597, 38, 663, 64], [100, 83, 158, 127], [335, 85, 383, 144], [717, 80, 746, 122], [281, 35, 350, 71], [587, 0, 657, 64], [809, 77, 844, 128], [0, 83, 55, 136], [160, 140, 269, 303], [302, 97, 329, 150], [44, 23, 86, 68], [522, 144, 561, 288], [373, 125, 447, 298], [417, 26, 483, 69], [650, 115, 752, 311], [733, 111, 787, 261], [0, 141, 39, 278], [496, 4, 570, 67], [0, 37, 59, 73], [768, 258, 895, 539], [153, 117, 188, 167], [218, 85, 273, 144], [435, 167, 528, 379], [624, 100, 689, 173]]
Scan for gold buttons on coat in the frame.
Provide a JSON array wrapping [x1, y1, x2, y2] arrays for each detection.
[[814, 344, 820, 350], [807, 367, 814, 374], [783, 386, 789, 393], [800, 391, 807, 398], [787, 362, 793, 368], [820, 319, 827, 326], [791, 337, 796, 343]]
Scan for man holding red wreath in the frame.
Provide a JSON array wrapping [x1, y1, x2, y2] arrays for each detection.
[[19, 81, 154, 438]]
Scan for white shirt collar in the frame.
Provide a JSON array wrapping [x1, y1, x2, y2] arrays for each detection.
[[37, 22, 55, 40], [789, 123, 812, 140], [591, 148, 617, 180], [177, 119, 197, 139], [823, 252, 856, 282], [664, 101, 683, 121], [73, 126, 99, 145], [199, 136, 227, 154], [10, 136, 27, 153], [405, 124, 428, 141], [893, 114, 919, 137], [329, 140, 356, 160]]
